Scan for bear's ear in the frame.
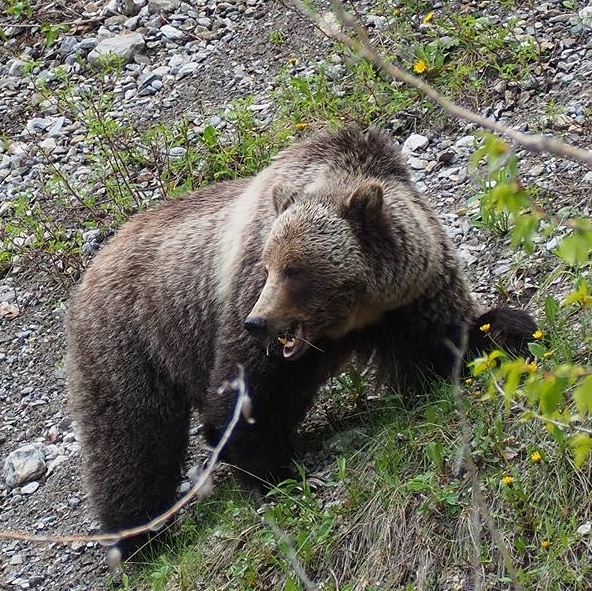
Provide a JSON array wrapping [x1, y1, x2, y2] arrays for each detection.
[[272, 184, 299, 214], [342, 180, 384, 222]]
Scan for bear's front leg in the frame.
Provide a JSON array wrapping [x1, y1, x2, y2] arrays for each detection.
[[204, 357, 321, 490]]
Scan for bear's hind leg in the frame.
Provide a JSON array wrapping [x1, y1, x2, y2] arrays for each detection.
[[70, 362, 191, 555]]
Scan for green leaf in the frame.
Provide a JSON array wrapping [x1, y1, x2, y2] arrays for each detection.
[[511, 213, 539, 252], [285, 575, 301, 591], [570, 434, 592, 467], [573, 375, 592, 416], [425, 441, 445, 473], [528, 342, 547, 359], [561, 281, 591, 308], [201, 125, 218, 148], [501, 358, 529, 406], [556, 231, 592, 266], [537, 376, 564, 416], [544, 295, 558, 323]]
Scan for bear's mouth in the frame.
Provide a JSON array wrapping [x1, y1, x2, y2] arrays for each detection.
[[277, 322, 309, 360]]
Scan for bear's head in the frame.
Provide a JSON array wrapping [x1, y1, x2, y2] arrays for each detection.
[[244, 180, 388, 360]]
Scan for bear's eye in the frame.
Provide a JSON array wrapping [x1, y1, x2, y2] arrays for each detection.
[[283, 266, 302, 279]]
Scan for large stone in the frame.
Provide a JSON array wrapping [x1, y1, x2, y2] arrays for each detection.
[[3, 444, 47, 488], [87, 32, 145, 65], [402, 133, 429, 154]]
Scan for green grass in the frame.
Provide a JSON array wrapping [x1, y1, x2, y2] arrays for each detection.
[[114, 374, 592, 590]]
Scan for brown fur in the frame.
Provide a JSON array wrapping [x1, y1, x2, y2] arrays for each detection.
[[66, 126, 535, 551]]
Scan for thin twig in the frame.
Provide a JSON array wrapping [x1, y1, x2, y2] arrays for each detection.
[[265, 517, 319, 591], [447, 337, 523, 591]]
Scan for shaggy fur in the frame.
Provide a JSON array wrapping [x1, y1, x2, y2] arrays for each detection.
[[66, 126, 535, 550]]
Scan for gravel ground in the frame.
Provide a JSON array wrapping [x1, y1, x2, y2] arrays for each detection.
[[1, 1, 592, 589]]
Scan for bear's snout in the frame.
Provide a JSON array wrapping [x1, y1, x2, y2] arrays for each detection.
[[244, 315, 269, 344]]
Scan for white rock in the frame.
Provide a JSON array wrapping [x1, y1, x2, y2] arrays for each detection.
[[103, 0, 119, 14], [82, 228, 101, 242], [577, 521, 591, 536], [87, 32, 145, 65], [455, 135, 476, 148], [0, 285, 16, 301], [169, 146, 187, 159], [402, 133, 429, 154], [8, 58, 29, 77], [528, 164, 544, 177], [153, 65, 171, 76], [8, 141, 27, 156], [177, 62, 199, 78], [161, 24, 185, 41], [407, 157, 427, 170], [3, 444, 47, 488], [47, 455, 69, 475], [148, 0, 180, 13], [169, 53, 188, 69], [46, 116, 65, 137], [25, 118, 53, 134], [21, 481, 40, 494], [39, 138, 57, 152], [545, 236, 561, 252]]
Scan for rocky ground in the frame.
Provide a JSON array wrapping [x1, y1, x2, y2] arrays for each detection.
[[1, 0, 591, 589]]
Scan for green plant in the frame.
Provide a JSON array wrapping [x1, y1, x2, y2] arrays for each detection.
[[269, 30, 287, 45], [40, 22, 70, 47], [4, 0, 33, 19], [468, 133, 541, 248]]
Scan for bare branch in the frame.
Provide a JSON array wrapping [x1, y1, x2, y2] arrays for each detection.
[[288, 0, 592, 170], [265, 517, 319, 591], [446, 337, 523, 591]]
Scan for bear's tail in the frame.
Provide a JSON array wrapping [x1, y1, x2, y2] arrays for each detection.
[[467, 306, 537, 359]]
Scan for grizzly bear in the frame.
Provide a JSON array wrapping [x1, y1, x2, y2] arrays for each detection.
[[66, 126, 535, 551]]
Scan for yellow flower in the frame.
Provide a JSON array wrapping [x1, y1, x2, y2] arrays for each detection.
[[533, 329, 544, 340], [541, 539, 550, 549], [479, 323, 491, 333], [413, 59, 427, 74], [295, 122, 308, 131], [423, 11, 434, 23], [465, 378, 473, 386], [543, 350, 554, 359], [502, 475, 514, 486], [525, 361, 538, 373], [531, 451, 542, 464], [287, 57, 298, 65]]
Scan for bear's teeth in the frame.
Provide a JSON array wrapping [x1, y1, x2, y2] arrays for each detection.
[[278, 335, 297, 349]]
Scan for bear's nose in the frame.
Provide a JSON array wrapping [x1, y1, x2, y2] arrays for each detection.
[[244, 316, 269, 343]]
